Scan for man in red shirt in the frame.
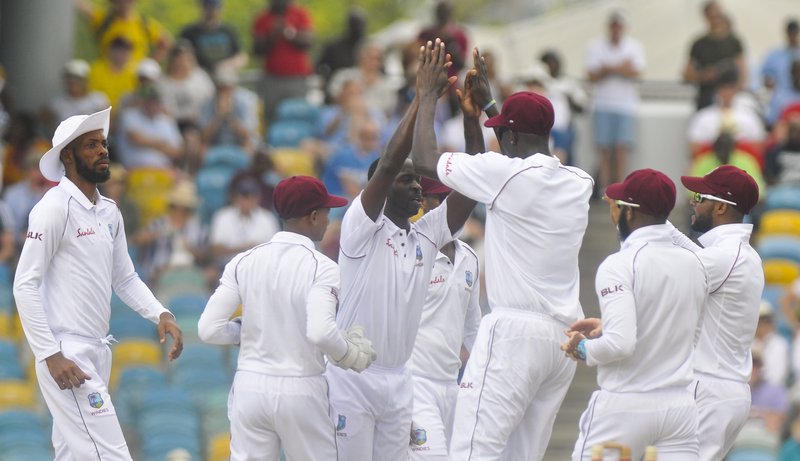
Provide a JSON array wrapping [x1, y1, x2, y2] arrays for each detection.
[[252, 0, 314, 122]]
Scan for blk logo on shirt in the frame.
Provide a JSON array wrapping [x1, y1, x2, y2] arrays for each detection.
[[600, 284, 624, 297], [26, 231, 43, 241]]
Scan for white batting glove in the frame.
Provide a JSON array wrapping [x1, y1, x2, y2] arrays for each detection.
[[331, 325, 377, 372]]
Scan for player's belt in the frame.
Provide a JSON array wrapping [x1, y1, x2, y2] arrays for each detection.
[[54, 332, 117, 347]]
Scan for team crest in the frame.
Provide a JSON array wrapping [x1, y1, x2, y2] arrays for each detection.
[[336, 414, 346, 431], [465, 270, 474, 287], [88, 392, 104, 409], [412, 428, 427, 446], [415, 244, 423, 265], [108, 223, 113, 237]]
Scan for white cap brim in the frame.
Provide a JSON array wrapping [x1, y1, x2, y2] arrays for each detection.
[[40, 107, 111, 182]]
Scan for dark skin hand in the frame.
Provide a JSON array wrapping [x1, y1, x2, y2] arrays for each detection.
[[158, 311, 184, 362]]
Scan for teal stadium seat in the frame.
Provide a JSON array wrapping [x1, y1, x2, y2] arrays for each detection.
[[268, 120, 314, 148], [766, 185, 800, 211], [275, 98, 320, 125]]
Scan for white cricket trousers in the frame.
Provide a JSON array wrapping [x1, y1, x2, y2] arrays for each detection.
[[35, 333, 132, 461], [326, 363, 413, 461], [408, 375, 458, 460], [449, 308, 576, 461], [692, 373, 751, 461], [571, 388, 699, 461], [227, 370, 337, 461]]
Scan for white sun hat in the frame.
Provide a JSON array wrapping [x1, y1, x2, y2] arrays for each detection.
[[40, 107, 112, 182]]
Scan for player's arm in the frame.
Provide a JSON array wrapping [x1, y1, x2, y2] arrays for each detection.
[[198, 256, 245, 345], [14, 202, 91, 389], [583, 259, 637, 365], [360, 86, 422, 221], [110, 209, 182, 360], [665, 220, 702, 252]]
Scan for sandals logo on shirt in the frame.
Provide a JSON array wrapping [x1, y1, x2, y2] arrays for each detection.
[[76, 227, 96, 238], [88, 392, 104, 409]]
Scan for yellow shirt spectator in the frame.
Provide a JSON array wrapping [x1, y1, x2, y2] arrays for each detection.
[[88, 59, 137, 109], [79, 0, 171, 62]]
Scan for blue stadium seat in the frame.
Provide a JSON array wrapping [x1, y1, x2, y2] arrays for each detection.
[[2, 447, 53, 461], [137, 387, 195, 414], [196, 163, 237, 223], [762, 285, 793, 342], [109, 315, 157, 341], [275, 98, 320, 125], [168, 294, 209, 317], [766, 185, 800, 211], [0, 279, 14, 314], [0, 409, 42, 433], [267, 120, 315, 148], [758, 237, 800, 264], [204, 145, 250, 170], [176, 344, 225, 368], [726, 448, 777, 461]]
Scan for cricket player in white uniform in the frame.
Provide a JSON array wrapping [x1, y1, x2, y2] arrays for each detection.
[[326, 40, 477, 460], [13, 107, 183, 461], [407, 178, 481, 460], [198, 175, 376, 461], [411, 46, 593, 460], [564, 169, 707, 461], [669, 165, 763, 461]]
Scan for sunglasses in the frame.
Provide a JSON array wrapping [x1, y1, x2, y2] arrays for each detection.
[[692, 192, 737, 206]]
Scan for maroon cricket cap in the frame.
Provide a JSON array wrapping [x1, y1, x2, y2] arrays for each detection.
[[420, 177, 451, 196], [606, 169, 676, 218], [273, 176, 348, 219], [484, 91, 554, 136], [680, 165, 759, 214]]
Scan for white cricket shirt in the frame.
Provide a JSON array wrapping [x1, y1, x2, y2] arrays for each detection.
[[336, 193, 453, 368], [198, 231, 348, 376], [13, 177, 169, 362], [586, 225, 708, 393], [585, 35, 646, 114], [669, 222, 764, 382], [407, 240, 481, 382], [437, 152, 592, 325]]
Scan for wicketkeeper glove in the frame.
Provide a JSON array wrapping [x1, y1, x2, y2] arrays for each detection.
[[331, 325, 377, 372]]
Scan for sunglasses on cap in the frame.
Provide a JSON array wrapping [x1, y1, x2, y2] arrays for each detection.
[[603, 195, 640, 208], [691, 192, 737, 206]]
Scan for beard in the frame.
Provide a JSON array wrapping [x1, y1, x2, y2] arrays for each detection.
[[690, 207, 713, 233], [617, 209, 632, 241], [73, 150, 110, 184]]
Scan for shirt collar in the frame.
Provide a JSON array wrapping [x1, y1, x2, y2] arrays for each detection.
[[697, 223, 754, 247], [530, 153, 560, 168], [271, 231, 316, 250], [620, 223, 673, 250], [58, 177, 102, 210]]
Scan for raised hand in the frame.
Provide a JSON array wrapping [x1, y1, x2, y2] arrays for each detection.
[[416, 38, 457, 99], [469, 47, 495, 110], [457, 68, 482, 119]]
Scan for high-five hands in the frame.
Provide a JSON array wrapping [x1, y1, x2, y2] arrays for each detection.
[[417, 38, 458, 99], [560, 318, 602, 362]]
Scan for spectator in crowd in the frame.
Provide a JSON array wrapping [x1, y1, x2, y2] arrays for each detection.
[[179, 0, 248, 75], [200, 70, 260, 155], [393, 42, 422, 122], [319, 77, 385, 150], [1, 113, 50, 188], [157, 40, 215, 125], [3, 151, 54, 245], [177, 120, 206, 175], [328, 41, 398, 117], [209, 177, 280, 268], [683, 0, 746, 110], [417, 1, 467, 79], [688, 129, 766, 194], [586, 11, 645, 194], [76, 0, 172, 63], [779, 276, 800, 382], [765, 113, 800, 185], [0, 197, 16, 276], [118, 57, 163, 113], [228, 148, 278, 211], [97, 164, 140, 237], [687, 68, 765, 156], [540, 49, 586, 166], [252, 0, 314, 122], [116, 86, 183, 169], [42, 60, 110, 137], [316, 8, 368, 102], [761, 19, 800, 125], [88, 35, 138, 110], [752, 301, 790, 388], [322, 118, 381, 201], [133, 179, 207, 284], [750, 349, 789, 434]]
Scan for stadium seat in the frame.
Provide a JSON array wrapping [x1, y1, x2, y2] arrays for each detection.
[[763, 259, 800, 285], [176, 313, 203, 344], [270, 147, 316, 177], [113, 340, 162, 369], [267, 120, 315, 148], [766, 185, 800, 211], [175, 344, 225, 369], [208, 431, 231, 461], [196, 164, 237, 224], [762, 284, 793, 341], [109, 314, 157, 341], [204, 145, 250, 170], [156, 267, 208, 301], [757, 236, 800, 264], [726, 448, 777, 461], [759, 210, 800, 238], [0, 380, 36, 410], [0, 279, 14, 314], [168, 294, 209, 317], [275, 97, 320, 125]]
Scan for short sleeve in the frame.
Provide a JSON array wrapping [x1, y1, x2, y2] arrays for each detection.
[[339, 193, 383, 258], [414, 198, 453, 249], [437, 152, 514, 206]]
